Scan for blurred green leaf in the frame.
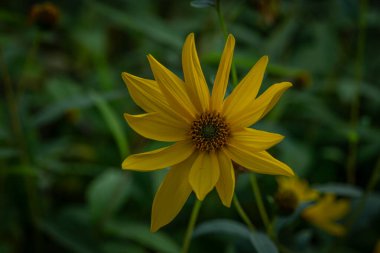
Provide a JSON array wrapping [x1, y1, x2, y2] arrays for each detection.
[[87, 169, 131, 224], [194, 219, 278, 253], [275, 201, 315, 232], [190, 0, 215, 8], [90, 91, 129, 158], [102, 241, 147, 253], [313, 183, 363, 198], [105, 220, 180, 253], [91, 1, 183, 49], [39, 219, 99, 253]]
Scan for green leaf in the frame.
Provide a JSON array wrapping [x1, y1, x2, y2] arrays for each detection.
[[105, 220, 180, 253], [190, 0, 215, 8], [194, 219, 278, 253], [91, 1, 182, 49], [39, 219, 99, 253], [313, 183, 363, 198], [90, 91, 130, 158], [249, 231, 278, 253], [86, 169, 131, 224], [274, 201, 315, 232]]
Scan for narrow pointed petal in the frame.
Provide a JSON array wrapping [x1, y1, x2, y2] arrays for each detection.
[[148, 55, 196, 119], [224, 144, 294, 176], [122, 140, 194, 171], [211, 34, 235, 111], [223, 56, 268, 117], [230, 82, 292, 129], [215, 152, 235, 207], [121, 72, 165, 112], [182, 33, 210, 112], [230, 128, 284, 151], [121, 72, 191, 123], [124, 112, 188, 142], [189, 152, 219, 200], [151, 154, 196, 232]]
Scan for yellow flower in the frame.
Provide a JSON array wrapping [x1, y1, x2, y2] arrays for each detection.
[[276, 177, 319, 214], [302, 194, 350, 236], [121, 33, 294, 232]]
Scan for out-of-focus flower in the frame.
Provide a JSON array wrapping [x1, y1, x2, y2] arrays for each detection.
[[29, 2, 60, 30], [276, 177, 350, 236], [122, 33, 294, 231], [276, 177, 319, 214], [302, 194, 350, 237]]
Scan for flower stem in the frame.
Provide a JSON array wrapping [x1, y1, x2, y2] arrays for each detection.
[[249, 174, 273, 237], [233, 194, 255, 231], [346, 0, 367, 184], [215, 0, 238, 86], [181, 199, 202, 253]]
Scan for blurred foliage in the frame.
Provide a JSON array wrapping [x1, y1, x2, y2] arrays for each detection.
[[1, 0, 380, 252]]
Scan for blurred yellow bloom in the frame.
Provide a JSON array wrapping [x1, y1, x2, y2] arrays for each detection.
[[302, 194, 349, 237], [276, 177, 319, 214], [122, 33, 294, 232], [276, 178, 350, 236]]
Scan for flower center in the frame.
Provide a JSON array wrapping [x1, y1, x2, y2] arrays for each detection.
[[190, 112, 230, 152], [275, 189, 299, 214]]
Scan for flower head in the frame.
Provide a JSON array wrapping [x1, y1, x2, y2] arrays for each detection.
[[276, 177, 350, 236], [29, 2, 60, 30], [122, 33, 294, 231], [276, 176, 319, 214]]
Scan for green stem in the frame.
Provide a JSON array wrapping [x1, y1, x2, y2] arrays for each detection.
[[233, 194, 255, 231], [346, 0, 367, 184], [249, 174, 273, 237], [0, 49, 41, 252], [181, 200, 202, 253], [215, 0, 238, 86]]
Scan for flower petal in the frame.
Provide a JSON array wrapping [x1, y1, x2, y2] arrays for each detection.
[[223, 56, 268, 118], [211, 34, 235, 111], [189, 151, 219, 200], [124, 112, 189, 142], [231, 82, 292, 129], [224, 144, 294, 176], [182, 33, 210, 112], [121, 72, 191, 123], [230, 128, 284, 151], [151, 154, 196, 232], [215, 152, 235, 207], [121, 72, 165, 113], [122, 140, 194, 171], [147, 55, 196, 119]]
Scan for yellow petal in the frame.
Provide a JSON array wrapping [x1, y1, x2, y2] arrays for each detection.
[[230, 128, 284, 151], [124, 112, 188, 142], [151, 154, 196, 232], [122, 140, 194, 171], [231, 82, 292, 129], [224, 144, 294, 176], [121, 72, 191, 123], [121, 72, 165, 112], [182, 33, 210, 112], [189, 152, 219, 200], [302, 195, 349, 237], [147, 55, 196, 119], [211, 34, 235, 111], [215, 152, 235, 207], [223, 56, 268, 118]]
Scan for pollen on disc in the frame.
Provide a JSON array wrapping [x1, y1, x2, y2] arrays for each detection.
[[190, 112, 230, 152]]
